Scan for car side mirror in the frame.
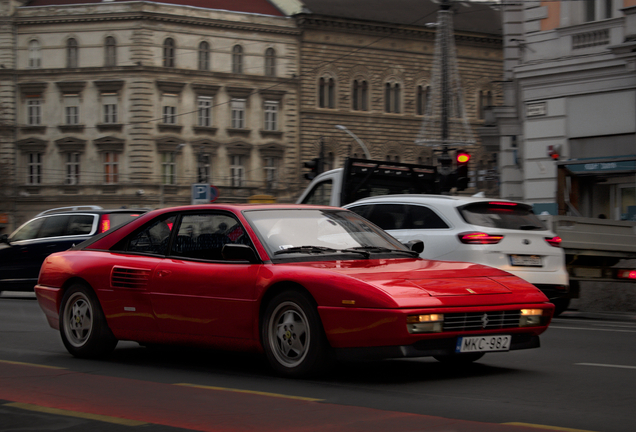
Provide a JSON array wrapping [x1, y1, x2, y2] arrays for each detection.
[[222, 244, 260, 263], [405, 239, 424, 254], [0, 234, 8, 244]]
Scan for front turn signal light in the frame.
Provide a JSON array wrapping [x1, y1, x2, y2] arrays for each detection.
[[407, 314, 444, 334]]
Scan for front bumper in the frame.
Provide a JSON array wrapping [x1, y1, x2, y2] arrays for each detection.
[[334, 333, 540, 361]]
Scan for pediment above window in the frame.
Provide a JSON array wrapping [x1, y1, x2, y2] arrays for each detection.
[[258, 143, 285, 158], [156, 81, 185, 94], [192, 84, 221, 96], [94, 136, 125, 153], [191, 139, 220, 156], [56, 81, 86, 94], [156, 136, 186, 153], [17, 137, 47, 152], [227, 141, 253, 156], [259, 89, 286, 101], [55, 137, 87, 153], [226, 87, 254, 99], [94, 80, 124, 92], [19, 82, 47, 96]]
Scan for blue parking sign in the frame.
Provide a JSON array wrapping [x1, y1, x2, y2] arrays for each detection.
[[191, 184, 220, 204]]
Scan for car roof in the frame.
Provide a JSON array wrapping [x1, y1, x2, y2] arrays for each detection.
[[145, 203, 341, 215], [347, 194, 526, 207], [36, 207, 150, 217]]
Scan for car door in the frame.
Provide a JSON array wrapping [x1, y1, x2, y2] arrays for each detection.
[[0, 217, 45, 290], [148, 211, 261, 340]]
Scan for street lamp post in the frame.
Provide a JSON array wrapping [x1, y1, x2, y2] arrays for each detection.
[[334, 125, 371, 159]]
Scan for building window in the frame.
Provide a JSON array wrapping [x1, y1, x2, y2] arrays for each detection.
[[264, 156, 278, 191], [197, 153, 210, 183], [66, 38, 78, 68], [478, 90, 493, 120], [264, 101, 278, 131], [232, 45, 243, 74], [104, 36, 117, 67], [197, 96, 212, 127], [162, 94, 178, 124], [265, 47, 276, 76], [27, 98, 42, 126], [230, 155, 245, 187], [27, 153, 42, 185], [102, 93, 118, 124], [318, 77, 335, 109], [352, 80, 368, 111], [386, 154, 400, 162], [163, 38, 176, 68], [104, 152, 118, 184], [162, 152, 177, 185], [231, 98, 246, 129], [65, 152, 80, 185], [417, 84, 429, 115], [385, 82, 401, 113], [198, 41, 210, 71], [28, 40, 41, 68], [64, 95, 80, 125]]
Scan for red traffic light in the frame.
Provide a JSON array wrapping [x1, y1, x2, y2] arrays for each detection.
[[456, 152, 470, 164]]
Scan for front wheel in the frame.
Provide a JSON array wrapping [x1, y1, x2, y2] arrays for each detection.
[[261, 290, 330, 377], [59, 284, 117, 358]]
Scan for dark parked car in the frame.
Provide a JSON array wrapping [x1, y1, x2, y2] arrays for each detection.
[[0, 206, 147, 293]]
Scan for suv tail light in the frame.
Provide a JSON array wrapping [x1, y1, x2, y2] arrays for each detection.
[[458, 232, 504, 245], [544, 236, 562, 247], [99, 215, 111, 233]]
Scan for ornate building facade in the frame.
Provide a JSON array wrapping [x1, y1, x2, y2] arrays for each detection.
[[0, 0, 503, 233]]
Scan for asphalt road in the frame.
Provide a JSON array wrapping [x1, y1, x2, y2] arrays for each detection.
[[1, 293, 635, 432]]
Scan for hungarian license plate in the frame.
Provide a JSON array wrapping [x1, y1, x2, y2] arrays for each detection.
[[510, 254, 542, 267], [456, 335, 511, 353]]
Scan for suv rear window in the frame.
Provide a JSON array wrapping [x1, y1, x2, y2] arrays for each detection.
[[108, 212, 144, 230], [458, 202, 546, 231]]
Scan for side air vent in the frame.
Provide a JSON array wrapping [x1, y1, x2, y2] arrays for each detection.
[[111, 266, 151, 289]]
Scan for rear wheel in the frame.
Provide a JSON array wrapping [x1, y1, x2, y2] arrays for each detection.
[[433, 353, 484, 364], [261, 290, 330, 377], [59, 283, 117, 358]]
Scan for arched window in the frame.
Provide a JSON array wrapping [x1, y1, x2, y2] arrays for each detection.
[[417, 84, 429, 116], [104, 36, 117, 67], [352, 80, 368, 111], [385, 82, 401, 113], [318, 76, 335, 109], [66, 38, 78, 68], [265, 47, 276, 77], [232, 45, 243, 74], [198, 41, 210, 71], [28, 40, 41, 68], [163, 38, 175, 68]]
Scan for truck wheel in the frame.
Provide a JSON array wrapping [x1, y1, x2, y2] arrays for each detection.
[[262, 290, 330, 377], [59, 283, 117, 358]]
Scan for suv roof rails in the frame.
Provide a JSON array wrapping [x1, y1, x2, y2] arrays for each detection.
[[36, 205, 103, 217]]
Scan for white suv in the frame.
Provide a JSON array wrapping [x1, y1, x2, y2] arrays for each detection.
[[345, 195, 570, 313]]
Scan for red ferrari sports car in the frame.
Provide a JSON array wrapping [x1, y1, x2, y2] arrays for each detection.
[[35, 204, 553, 377]]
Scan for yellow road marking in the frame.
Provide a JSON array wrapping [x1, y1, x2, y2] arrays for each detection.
[[5, 402, 147, 426], [504, 423, 598, 432], [175, 383, 324, 402], [0, 359, 66, 370]]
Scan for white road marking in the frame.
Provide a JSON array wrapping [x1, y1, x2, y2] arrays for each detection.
[[576, 363, 636, 370], [549, 325, 636, 333]]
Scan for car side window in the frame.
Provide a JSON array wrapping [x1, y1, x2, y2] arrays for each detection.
[[406, 205, 449, 229], [302, 180, 333, 206], [67, 215, 95, 235], [10, 218, 45, 241], [366, 204, 405, 230], [125, 215, 176, 255], [170, 213, 252, 260], [38, 215, 71, 239]]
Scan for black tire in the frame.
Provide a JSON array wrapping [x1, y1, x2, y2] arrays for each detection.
[[433, 352, 485, 364], [59, 283, 117, 358], [261, 290, 331, 378]]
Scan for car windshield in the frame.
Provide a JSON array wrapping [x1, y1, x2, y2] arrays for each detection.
[[458, 202, 546, 230], [244, 208, 408, 257]]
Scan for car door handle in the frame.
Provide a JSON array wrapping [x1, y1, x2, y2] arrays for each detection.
[[157, 270, 172, 278]]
